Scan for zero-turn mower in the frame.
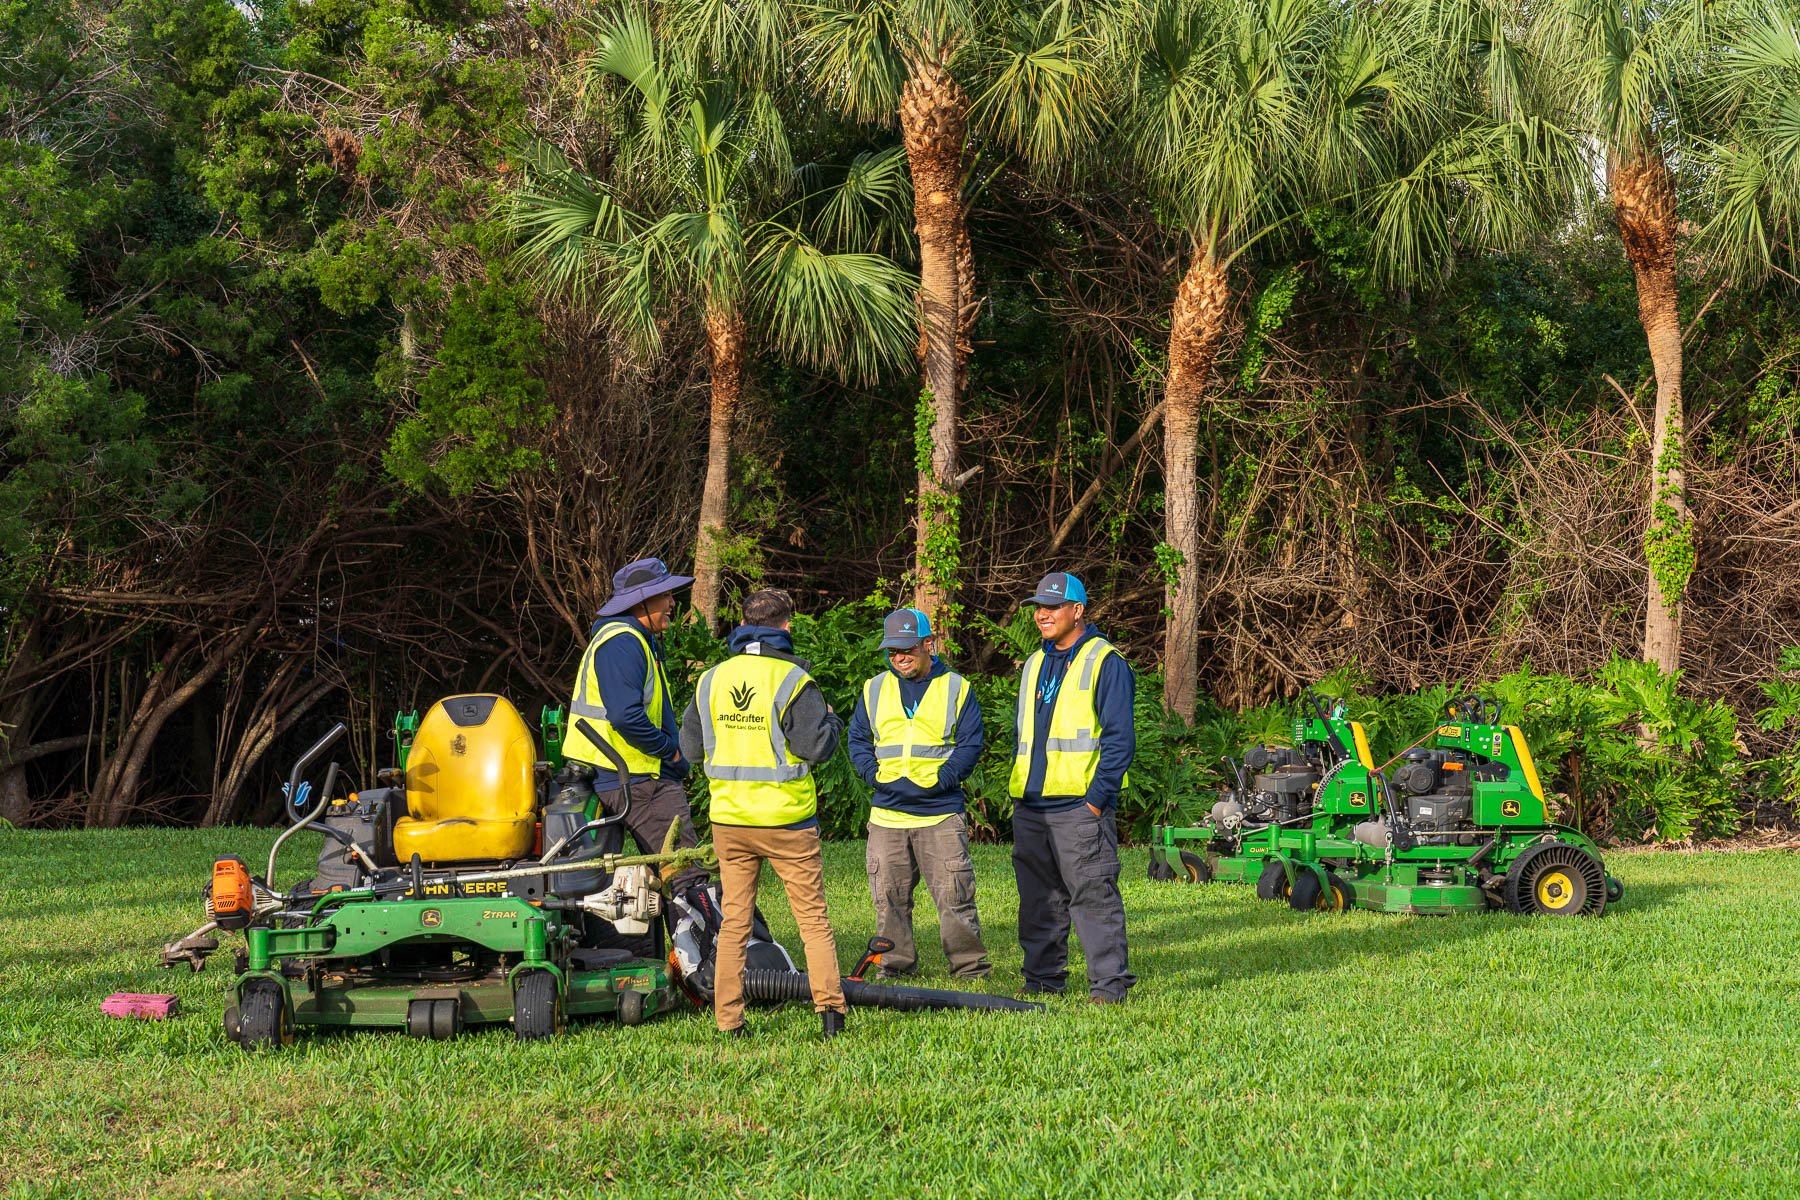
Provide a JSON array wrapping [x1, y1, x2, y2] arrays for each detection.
[[162, 694, 713, 1047], [1149, 695, 1623, 916]]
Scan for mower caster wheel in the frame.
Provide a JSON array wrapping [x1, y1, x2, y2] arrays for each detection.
[[1255, 860, 1291, 902], [1505, 841, 1607, 916], [514, 971, 561, 1041], [1605, 876, 1624, 904], [237, 980, 290, 1051], [1179, 851, 1212, 885], [223, 1005, 241, 1044], [1289, 870, 1352, 912], [431, 1000, 459, 1040], [617, 989, 645, 1027], [1147, 858, 1175, 882]]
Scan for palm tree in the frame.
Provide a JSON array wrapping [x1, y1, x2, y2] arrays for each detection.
[[511, 7, 917, 631], [794, 0, 1104, 627], [1116, 0, 1559, 717], [1533, 0, 1711, 674]]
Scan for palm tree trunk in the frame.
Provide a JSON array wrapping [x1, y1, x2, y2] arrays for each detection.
[[1612, 151, 1687, 675], [692, 303, 746, 634], [1162, 247, 1229, 720], [900, 54, 969, 627]]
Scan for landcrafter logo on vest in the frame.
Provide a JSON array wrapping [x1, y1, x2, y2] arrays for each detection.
[[718, 681, 767, 727]]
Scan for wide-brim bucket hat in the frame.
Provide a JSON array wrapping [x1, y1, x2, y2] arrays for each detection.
[[597, 557, 694, 617]]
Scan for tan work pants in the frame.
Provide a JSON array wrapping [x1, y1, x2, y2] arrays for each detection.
[[712, 822, 846, 1031]]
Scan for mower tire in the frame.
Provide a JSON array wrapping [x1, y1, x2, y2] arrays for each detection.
[[617, 989, 645, 1027], [1289, 870, 1352, 912], [1255, 860, 1292, 902], [1179, 851, 1212, 885], [513, 971, 561, 1041], [1505, 841, 1607, 917], [1605, 875, 1624, 904], [1147, 857, 1176, 883], [237, 980, 289, 1050]]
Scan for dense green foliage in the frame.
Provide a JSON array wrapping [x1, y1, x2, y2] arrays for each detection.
[[3, 0, 1798, 834], [6, 829, 1800, 1196]]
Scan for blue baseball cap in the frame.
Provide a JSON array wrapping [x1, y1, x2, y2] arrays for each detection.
[[880, 607, 933, 650], [1026, 572, 1087, 606]]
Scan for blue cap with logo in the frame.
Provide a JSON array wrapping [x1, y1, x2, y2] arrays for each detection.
[[880, 607, 933, 650], [1026, 572, 1087, 606]]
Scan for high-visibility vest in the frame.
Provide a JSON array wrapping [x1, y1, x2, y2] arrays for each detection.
[[1009, 638, 1125, 799], [862, 669, 970, 790], [564, 621, 669, 778], [696, 652, 818, 826]]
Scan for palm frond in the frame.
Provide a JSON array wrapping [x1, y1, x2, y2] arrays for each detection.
[[748, 224, 918, 384]]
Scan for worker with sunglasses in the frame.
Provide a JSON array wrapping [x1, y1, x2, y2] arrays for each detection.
[[846, 607, 991, 980]]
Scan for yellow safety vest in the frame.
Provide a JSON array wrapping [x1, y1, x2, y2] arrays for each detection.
[[697, 652, 818, 826], [862, 670, 970, 790], [1009, 638, 1125, 799], [564, 621, 670, 778]]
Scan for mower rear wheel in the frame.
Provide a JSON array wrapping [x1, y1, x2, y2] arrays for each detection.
[[1179, 851, 1212, 885], [237, 980, 289, 1051], [617, 989, 645, 1027], [1290, 870, 1352, 912], [514, 971, 561, 1041], [1255, 860, 1291, 902], [1505, 842, 1606, 916]]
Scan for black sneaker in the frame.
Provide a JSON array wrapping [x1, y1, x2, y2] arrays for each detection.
[[821, 1010, 846, 1039]]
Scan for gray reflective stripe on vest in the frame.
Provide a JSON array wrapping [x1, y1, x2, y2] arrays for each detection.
[[1078, 640, 1109, 689], [1014, 653, 1038, 751], [864, 676, 882, 732], [870, 670, 964, 759], [702, 662, 813, 783], [696, 668, 719, 759], [877, 743, 953, 759], [570, 624, 656, 721], [1046, 730, 1101, 752]]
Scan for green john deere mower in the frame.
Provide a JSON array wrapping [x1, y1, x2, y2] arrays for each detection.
[[162, 695, 713, 1047], [1148, 692, 1378, 891], [1149, 695, 1623, 916]]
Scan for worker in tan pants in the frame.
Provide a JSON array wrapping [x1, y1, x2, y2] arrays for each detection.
[[679, 588, 847, 1038]]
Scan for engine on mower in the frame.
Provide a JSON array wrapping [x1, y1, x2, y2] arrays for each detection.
[[1210, 744, 1326, 830], [1387, 747, 1508, 846]]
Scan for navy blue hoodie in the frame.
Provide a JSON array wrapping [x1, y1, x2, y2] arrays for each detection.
[[847, 658, 985, 817], [584, 615, 685, 786], [1018, 623, 1136, 813]]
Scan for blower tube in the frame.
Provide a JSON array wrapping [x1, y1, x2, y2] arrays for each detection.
[[741, 969, 1046, 1013]]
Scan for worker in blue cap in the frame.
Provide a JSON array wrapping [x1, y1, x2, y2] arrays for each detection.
[[1008, 571, 1137, 1003], [847, 608, 990, 979], [563, 557, 702, 879]]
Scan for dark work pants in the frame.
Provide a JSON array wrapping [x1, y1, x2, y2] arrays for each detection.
[[596, 777, 706, 889], [1012, 803, 1137, 1001]]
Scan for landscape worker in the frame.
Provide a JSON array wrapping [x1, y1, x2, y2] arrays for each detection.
[[562, 557, 703, 884], [679, 587, 849, 1039], [1010, 571, 1138, 1004], [847, 607, 991, 980]]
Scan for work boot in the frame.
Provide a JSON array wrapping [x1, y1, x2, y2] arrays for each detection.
[[723, 1024, 752, 1039], [821, 1010, 846, 1039]]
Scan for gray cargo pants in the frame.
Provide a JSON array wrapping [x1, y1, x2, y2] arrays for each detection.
[[866, 814, 991, 978], [1012, 803, 1137, 1001]]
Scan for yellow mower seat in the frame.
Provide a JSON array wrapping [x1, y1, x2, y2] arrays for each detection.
[[392, 694, 538, 864]]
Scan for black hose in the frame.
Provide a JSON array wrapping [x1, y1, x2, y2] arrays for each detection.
[[741, 969, 1046, 1013]]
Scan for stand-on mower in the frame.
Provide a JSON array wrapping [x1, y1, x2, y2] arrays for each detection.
[[162, 695, 714, 1047], [1148, 692, 1377, 896], [1149, 695, 1624, 916]]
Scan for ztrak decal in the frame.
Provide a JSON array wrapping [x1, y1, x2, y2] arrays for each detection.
[[1439, 725, 1462, 738], [481, 910, 519, 921]]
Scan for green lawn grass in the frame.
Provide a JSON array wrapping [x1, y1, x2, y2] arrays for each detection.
[[2, 829, 1798, 1198]]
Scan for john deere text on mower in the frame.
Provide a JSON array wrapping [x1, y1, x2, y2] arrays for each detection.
[[162, 695, 714, 1047]]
